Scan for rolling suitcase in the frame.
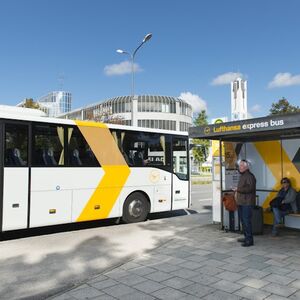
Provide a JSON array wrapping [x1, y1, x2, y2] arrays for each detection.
[[252, 197, 264, 235], [222, 193, 240, 232], [223, 209, 240, 232]]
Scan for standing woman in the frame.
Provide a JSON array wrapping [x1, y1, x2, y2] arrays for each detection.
[[233, 160, 256, 247]]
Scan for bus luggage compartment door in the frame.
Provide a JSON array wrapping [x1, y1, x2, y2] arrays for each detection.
[[2, 168, 29, 231], [30, 168, 74, 227], [2, 122, 29, 232], [30, 190, 72, 227]]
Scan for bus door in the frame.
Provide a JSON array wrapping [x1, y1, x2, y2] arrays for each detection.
[[30, 124, 72, 227], [1, 122, 29, 231], [172, 137, 189, 210]]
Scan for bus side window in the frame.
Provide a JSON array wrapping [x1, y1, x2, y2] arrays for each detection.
[[5, 124, 28, 167], [121, 131, 171, 171], [68, 127, 100, 167], [32, 124, 65, 167]]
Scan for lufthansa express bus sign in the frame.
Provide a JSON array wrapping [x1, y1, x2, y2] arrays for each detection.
[[204, 127, 210, 134], [194, 115, 292, 139], [213, 124, 241, 133], [211, 119, 284, 134]]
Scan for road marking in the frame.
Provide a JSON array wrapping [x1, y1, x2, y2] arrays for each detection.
[[194, 198, 212, 202], [191, 191, 211, 194]]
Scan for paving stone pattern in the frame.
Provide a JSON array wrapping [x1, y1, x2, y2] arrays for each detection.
[[50, 224, 300, 299]]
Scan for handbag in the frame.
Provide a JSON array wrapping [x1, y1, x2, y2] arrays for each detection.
[[222, 193, 237, 212], [280, 203, 292, 212], [269, 196, 283, 208]]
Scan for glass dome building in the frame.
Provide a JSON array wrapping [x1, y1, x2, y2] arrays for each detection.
[[38, 91, 72, 117], [61, 95, 192, 132]]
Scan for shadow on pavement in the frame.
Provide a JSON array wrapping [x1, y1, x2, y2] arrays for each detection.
[[0, 235, 125, 300], [0, 209, 199, 242], [0, 210, 210, 299]]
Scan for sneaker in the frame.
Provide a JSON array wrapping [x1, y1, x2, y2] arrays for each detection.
[[237, 238, 246, 243], [241, 241, 254, 247]]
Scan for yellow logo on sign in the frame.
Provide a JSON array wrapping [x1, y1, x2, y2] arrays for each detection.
[[204, 127, 210, 135], [214, 119, 224, 124]]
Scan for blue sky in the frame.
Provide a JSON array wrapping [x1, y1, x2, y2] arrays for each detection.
[[0, 0, 300, 121]]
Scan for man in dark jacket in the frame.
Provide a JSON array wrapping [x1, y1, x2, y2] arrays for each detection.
[[233, 160, 256, 247]]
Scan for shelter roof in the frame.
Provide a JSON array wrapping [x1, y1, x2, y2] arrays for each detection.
[[189, 113, 300, 142]]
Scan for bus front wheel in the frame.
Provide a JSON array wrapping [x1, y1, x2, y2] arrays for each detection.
[[122, 192, 150, 223]]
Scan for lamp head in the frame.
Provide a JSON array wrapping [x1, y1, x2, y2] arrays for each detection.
[[143, 33, 152, 43], [116, 49, 124, 54]]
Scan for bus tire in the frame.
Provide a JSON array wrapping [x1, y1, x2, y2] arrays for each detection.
[[122, 192, 150, 223]]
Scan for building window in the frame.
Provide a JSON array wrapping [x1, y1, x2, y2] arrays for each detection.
[[125, 97, 131, 112], [180, 122, 191, 132]]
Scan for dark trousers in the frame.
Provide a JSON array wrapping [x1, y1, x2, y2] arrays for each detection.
[[238, 205, 254, 243]]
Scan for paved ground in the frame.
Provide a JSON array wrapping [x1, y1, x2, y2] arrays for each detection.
[[4, 183, 300, 300], [0, 184, 212, 300], [50, 222, 300, 300], [190, 184, 212, 213], [0, 212, 211, 300]]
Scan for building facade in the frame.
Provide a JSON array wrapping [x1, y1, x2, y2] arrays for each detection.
[[61, 95, 193, 132], [231, 77, 247, 121], [37, 91, 72, 117]]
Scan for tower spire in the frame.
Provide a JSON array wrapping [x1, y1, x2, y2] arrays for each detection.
[[231, 77, 247, 121]]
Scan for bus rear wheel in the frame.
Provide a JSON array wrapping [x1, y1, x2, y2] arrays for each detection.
[[122, 192, 150, 223]]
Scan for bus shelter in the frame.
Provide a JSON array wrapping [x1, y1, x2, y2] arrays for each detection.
[[189, 113, 300, 230]]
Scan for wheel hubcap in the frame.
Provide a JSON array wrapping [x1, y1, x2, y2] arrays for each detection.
[[128, 199, 143, 218]]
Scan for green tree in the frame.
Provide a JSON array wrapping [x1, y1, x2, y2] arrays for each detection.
[[192, 110, 210, 164], [85, 108, 126, 125], [21, 98, 41, 109], [269, 97, 300, 115]]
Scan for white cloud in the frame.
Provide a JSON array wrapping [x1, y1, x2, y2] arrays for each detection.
[[104, 61, 142, 76], [268, 72, 300, 88], [250, 104, 262, 113], [211, 72, 243, 86], [179, 92, 207, 114]]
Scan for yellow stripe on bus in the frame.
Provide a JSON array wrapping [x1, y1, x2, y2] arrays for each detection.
[[77, 165, 130, 221], [75, 120, 108, 129], [75, 121, 130, 222]]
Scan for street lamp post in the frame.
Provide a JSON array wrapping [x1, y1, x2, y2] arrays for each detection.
[[116, 33, 152, 125]]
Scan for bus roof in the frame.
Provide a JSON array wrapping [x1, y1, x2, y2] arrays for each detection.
[[0, 111, 188, 136]]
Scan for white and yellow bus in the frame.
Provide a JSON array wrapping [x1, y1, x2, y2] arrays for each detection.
[[0, 112, 190, 232]]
